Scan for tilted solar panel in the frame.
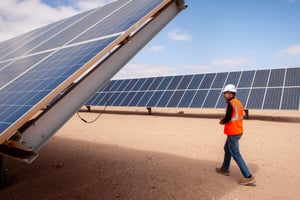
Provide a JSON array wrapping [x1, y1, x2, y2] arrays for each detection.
[[0, 0, 187, 161], [86, 67, 300, 110]]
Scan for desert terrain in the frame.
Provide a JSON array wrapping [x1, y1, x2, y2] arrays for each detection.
[[0, 107, 299, 200]]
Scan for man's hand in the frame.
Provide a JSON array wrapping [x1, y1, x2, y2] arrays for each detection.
[[219, 119, 224, 125]]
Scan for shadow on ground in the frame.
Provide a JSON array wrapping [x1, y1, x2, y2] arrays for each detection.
[[0, 137, 258, 200]]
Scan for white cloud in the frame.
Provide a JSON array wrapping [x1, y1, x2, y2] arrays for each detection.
[[182, 64, 213, 74], [113, 63, 177, 79], [212, 56, 253, 67], [147, 45, 164, 52], [288, 0, 296, 3], [277, 44, 300, 56], [0, 0, 115, 41], [74, 0, 116, 10], [167, 28, 192, 41]]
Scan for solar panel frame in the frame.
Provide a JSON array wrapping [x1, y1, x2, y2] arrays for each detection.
[[177, 74, 193, 90], [87, 67, 300, 111], [149, 77, 164, 90], [137, 91, 154, 107], [285, 67, 300, 86], [147, 91, 164, 107], [199, 73, 216, 89], [190, 90, 209, 108], [252, 69, 270, 87], [211, 72, 228, 89], [156, 91, 174, 107], [167, 90, 185, 107], [263, 88, 282, 109], [281, 87, 300, 109], [1, 0, 183, 147], [238, 70, 255, 88]]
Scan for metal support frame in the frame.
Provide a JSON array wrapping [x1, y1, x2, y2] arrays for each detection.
[[146, 107, 152, 115], [0, 155, 4, 188], [4, 1, 185, 163], [244, 109, 249, 119]]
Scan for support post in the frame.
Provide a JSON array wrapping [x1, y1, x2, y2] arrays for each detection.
[[244, 109, 249, 119], [0, 155, 5, 188], [146, 107, 152, 115]]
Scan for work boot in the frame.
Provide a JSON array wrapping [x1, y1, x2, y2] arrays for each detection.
[[215, 167, 230, 176], [238, 176, 256, 186]]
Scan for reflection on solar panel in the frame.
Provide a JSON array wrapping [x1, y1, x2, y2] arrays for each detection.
[[87, 67, 300, 110], [0, 0, 187, 162]]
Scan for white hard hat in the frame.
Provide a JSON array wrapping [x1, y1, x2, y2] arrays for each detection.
[[223, 84, 237, 93]]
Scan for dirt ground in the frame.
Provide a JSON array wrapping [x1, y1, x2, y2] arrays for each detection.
[[1, 108, 300, 200]]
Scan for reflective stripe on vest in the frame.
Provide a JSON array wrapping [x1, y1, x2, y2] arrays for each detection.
[[231, 100, 244, 121]]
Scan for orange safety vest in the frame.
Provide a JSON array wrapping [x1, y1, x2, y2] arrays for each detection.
[[224, 98, 244, 136]]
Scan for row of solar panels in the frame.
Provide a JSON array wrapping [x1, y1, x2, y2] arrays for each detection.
[[0, 0, 169, 138], [86, 67, 300, 110]]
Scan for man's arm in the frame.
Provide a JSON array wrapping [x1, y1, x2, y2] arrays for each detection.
[[220, 103, 233, 124]]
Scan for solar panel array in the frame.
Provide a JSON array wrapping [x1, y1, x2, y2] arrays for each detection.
[[86, 67, 300, 110], [0, 0, 175, 143]]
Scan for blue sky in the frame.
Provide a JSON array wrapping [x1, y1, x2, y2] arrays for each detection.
[[1, 0, 300, 79]]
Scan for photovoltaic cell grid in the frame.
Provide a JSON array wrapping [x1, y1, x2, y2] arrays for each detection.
[[0, 0, 168, 137], [86, 67, 300, 110]]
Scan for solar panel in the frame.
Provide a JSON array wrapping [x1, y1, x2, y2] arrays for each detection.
[[87, 67, 300, 111], [0, 0, 187, 162]]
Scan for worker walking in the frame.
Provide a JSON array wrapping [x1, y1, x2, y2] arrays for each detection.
[[216, 84, 255, 186]]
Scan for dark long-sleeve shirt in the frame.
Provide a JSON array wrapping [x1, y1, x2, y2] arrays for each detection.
[[221, 97, 234, 124]]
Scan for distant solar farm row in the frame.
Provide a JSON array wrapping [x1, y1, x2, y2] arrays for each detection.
[[86, 67, 300, 110]]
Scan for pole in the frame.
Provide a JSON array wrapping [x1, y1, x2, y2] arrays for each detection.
[[0, 155, 5, 188]]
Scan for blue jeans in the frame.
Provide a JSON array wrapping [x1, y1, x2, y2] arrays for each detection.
[[221, 134, 252, 178]]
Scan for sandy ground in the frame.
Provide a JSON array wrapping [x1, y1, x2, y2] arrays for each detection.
[[0, 108, 300, 200]]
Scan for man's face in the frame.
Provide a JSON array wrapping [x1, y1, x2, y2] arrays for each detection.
[[223, 92, 233, 100]]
